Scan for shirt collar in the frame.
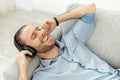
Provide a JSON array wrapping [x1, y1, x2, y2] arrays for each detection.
[[39, 40, 65, 67], [40, 59, 53, 67], [55, 40, 65, 49]]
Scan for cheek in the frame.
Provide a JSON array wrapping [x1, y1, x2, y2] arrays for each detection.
[[32, 37, 55, 50], [32, 39, 41, 48], [46, 37, 55, 44]]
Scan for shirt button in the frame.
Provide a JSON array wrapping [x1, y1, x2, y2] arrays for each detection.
[[71, 59, 74, 61], [95, 68, 98, 71], [82, 66, 85, 68], [50, 61, 54, 65]]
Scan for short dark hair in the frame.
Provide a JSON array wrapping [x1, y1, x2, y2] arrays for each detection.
[[14, 25, 27, 51]]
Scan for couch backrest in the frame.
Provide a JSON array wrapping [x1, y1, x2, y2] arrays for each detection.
[[61, 4, 120, 68], [86, 8, 120, 68]]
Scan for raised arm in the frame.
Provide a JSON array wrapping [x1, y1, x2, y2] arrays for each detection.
[[56, 3, 96, 23], [16, 51, 32, 80], [42, 3, 96, 33]]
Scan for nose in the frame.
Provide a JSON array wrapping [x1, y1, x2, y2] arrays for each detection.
[[37, 28, 48, 42], [40, 28, 48, 36]]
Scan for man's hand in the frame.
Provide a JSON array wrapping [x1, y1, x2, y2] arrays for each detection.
[[42, 3, 96, 31], [16, 50, 32, 80], [42, 18, 56, 34], [16, 50, 32, 68]]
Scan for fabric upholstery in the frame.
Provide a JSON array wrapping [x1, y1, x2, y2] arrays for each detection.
[[86, 8, 120, 68], [66, 3, 120, 68], [2, 56, 39, 80], [2, 3, 120, 80]]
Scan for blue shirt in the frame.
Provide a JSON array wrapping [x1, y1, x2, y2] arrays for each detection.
[[32, 13, 120, 80]]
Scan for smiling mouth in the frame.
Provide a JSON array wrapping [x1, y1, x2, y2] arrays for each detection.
[[43, 35, 49, 42], [40, 27, 50, 43]]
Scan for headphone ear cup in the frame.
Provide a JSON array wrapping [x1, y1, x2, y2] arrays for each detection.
[[14, 33, 36, 58], [23, 45, 37, 58]]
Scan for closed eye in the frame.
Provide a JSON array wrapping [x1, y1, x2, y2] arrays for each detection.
[[31, 33, 36, 40], [31, 27, 41, 40]]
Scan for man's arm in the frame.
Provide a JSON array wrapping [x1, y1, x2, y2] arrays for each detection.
[[18, 67, 28, 80], [56, 3, 96, 23], [16, 50, 32, 80], [42, 3, 96, 33]]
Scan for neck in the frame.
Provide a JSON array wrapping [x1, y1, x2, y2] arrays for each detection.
[[37, 45, 59, 60]]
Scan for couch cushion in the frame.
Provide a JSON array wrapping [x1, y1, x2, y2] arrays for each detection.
[[65, 3, 120, 68], [86, 8, 120, 68]]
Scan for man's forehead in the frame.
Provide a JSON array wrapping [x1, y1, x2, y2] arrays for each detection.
[[24, 25, 35, 30], [20, 25, 36, 43], [24, 24, 42, 29], [22, 25, 35, 34]]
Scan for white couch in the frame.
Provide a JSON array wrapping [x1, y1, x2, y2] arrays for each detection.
[[2, 4, 120, 80]]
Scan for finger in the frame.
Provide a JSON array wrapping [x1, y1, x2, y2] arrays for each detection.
[[26, 56, 32, 60], [42, 25, 49, 30], [42, 25, 50, 32], [20, 51, 33, 59], [44, 22, 49, 26], [21, 50, 32, 56], [43, 24, 49, 29], [43, 20, 49, 25], [43, 23, 49, 28], [42, 25, 50, 34]]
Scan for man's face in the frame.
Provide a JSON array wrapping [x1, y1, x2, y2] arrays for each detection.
[[20, 25, 55, 53]]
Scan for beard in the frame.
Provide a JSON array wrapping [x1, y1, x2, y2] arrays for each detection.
[[37, 37, 56, 53]]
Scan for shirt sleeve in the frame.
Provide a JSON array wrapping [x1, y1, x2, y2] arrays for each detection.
[[72, 13, 95, 44]]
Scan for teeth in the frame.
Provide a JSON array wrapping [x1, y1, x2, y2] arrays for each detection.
[[44, 36, 48, 42]]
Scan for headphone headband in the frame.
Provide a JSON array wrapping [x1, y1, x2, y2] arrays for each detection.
[[14, 34, 37, 58]]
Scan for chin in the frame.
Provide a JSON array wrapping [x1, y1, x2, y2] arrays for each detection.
[[38, 37, 56, 53], [48, 36, 55, 44]]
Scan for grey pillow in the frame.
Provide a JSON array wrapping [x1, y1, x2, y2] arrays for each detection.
[[86, 8, 120, 68]]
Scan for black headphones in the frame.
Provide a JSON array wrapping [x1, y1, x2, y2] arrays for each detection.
[[14, 35, 37, 58]]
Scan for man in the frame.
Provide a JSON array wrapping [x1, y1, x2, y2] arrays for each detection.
[[15, 3, 120, 80]]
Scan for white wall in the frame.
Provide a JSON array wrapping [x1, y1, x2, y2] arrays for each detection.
[[32, 0, 70, 14], [71, 0, 120, 11], [15, 0, 71, 14], [0, 0, 120, 14], [15, 0, 120, 14], [0, 0, 15, 14], [15, 0, 33, 11]]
